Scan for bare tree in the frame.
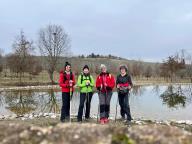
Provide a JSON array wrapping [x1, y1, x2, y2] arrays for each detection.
[[6, 54, 20, 77], [144, 65, 152, 80], [154, 63, 161, 77], [160, 55, 185, 82], [131, 61, 144, 78], [0, 48, 3, 75], [38, 24, 70, 84], [12, 31, 34, 84], [186, 54, 192, 82]]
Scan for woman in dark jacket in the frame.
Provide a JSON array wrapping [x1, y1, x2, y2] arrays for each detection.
[[116, 65, 133, 125]]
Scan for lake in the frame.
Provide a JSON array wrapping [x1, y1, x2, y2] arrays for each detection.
[[0, 84, 192, 121]]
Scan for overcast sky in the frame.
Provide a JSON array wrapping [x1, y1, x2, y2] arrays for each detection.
[[1, 0, 192, 62]]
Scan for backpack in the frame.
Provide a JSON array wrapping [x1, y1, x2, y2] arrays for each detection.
[[81, 73, 91, 84], [63, 71, 73, 83]]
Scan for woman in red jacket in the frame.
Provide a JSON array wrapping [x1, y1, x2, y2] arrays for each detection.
[[59, 62, 75, 122], [96, 64, 115, 124]]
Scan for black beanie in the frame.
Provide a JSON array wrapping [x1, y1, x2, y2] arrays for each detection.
[[65, 61, 71, 68], [83, 65, 89, 70]]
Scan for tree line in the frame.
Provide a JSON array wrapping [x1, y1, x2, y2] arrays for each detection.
[[78, 53, 127, 60], [0, 24, 192, 84]]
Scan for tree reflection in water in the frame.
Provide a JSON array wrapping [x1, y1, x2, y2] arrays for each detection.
[[0, 92, 5, 107], [4, 90, 37, 115], [41, 89, 60, 113], [131, 85, 146, 96], [160, 85, 187, 108]]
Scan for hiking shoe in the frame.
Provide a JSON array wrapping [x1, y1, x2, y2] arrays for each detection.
[[60, 119, 66, 123], [125, 120, 131, 126], [85, 118, 90, 122], [99, 118, 105, 124], [104, 118, 109, 124], [121, 116, 126, 121], [77, 119, 82, 122]]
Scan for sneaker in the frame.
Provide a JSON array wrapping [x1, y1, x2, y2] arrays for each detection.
[[99, 118, 105, 124], [121, 116, 126, 121], [85, 118, 90, 122], [104, 118, 109, 123], [125, 120, 131, 126], [77, 119, 82, 122], [60, 119, 65, 123]]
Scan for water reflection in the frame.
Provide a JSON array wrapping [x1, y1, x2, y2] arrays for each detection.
[[4, 90, 37, 115], [131, 85, 146, 96], [152, 85, 160, 95], [40, 89, 60, 113], [0, 84, 192, 120], [160, 85, 189, 108]]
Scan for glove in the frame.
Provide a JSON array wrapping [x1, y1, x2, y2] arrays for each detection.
[[97, 87, 101, 91], [106, 86, 112, 90], [86, 80, 90, 86]]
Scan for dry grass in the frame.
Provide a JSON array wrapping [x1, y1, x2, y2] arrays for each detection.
[[0, 69, 191, 87]]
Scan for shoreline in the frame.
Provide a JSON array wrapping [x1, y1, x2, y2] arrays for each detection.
[[0, 82, 191, 92], [1, 112, 192, 127]]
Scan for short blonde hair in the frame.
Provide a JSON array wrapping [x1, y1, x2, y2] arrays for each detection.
[[100, 64, 107, 70]]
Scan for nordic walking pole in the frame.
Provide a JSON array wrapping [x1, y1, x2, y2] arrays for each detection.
[[104, 85, 107, 121], [83, 85, 88, 121], [97, 90, 100, 123], [69, 83, 73, 123], [86, 84, 89, 120], [87, 92, 90, 119], [115, 94, 119, 122]]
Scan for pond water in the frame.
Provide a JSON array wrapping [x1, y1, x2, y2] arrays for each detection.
[[0, 84, 192, 121]]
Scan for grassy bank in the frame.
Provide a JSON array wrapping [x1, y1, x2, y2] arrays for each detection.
[[0, 70, 191, 88]]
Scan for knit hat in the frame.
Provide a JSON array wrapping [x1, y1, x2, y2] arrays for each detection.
[[65, 61, 71, 68], [119, 64, 128, 72], [83, 65, 89, 70]]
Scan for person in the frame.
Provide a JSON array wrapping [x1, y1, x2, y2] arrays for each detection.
[[96, 64, 115, 124], [59, 62, 75, 122], [116, 64, 133, 125], [77, 65, 94, 122]]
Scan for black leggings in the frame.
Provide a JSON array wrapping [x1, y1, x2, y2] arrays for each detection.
[[77, 92, 93, 121], [118, 92, 132, 121], [60, 92, 71, 120]]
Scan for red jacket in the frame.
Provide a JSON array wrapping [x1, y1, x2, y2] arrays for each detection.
[[96, 72, 115, 92], [59, 71, 76, 92]]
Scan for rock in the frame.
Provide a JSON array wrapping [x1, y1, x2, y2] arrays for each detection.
[[24, 114, 29, 118], [43, 113, 49, 117], [40, 140, 51, 144], [39, 112, 43, 117], [176, 120, 192, 125], [34, 114, 38, 118], [29, 114, 33, 119], [19, 130, 30, 139], [164, 120, 170, 126], [128, 125, 192, 144], [134, 120, 145, 125], [0, 121, 191, 144], [0, 115, 5, 119], [50, 115, 56, 119], [3, 115, 9, 120], [73, 134, 80, 139], [21, 117, 26, 121]]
